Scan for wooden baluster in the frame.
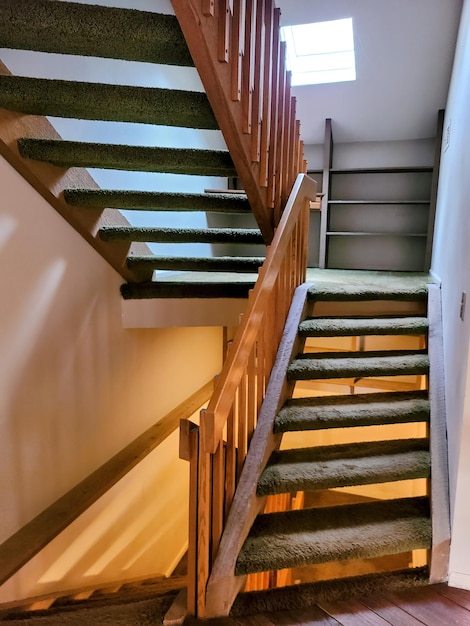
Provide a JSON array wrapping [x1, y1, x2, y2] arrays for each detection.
[[276, 46, 288, 210], [202, 0, 215, 16], [267, 8, 281, 214], [256, 336, 265, 416], [225, 404, 237, 516], [251, 0, 264, 162], [288, 105, 299, 190], [237, 370, 248, 479], [211, 439, 225, 560], [218, 0, 231, 62], [281, 66, 292, 206], [196, 410, 211, 617], [247, 344, 256, 443], [293, 118, 301, 186], [230, 0, 243, 101], [180, 420, 200, 615], [259, 0, 274, 187], [242, 0, 255, 133]]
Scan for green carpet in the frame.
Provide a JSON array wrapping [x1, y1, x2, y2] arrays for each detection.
[[99, 226, 263, 244], [298, 316, 429, 337], [230, 566, 429, 616], [235, 496, 431, 575], [274, 390, 430, 432], [287, 350, 430, 380], [307, 283, 428, 301], [63, 190, 251, 213], [0, 0, 193, 66], [0, 76, 217, 129], [126, 255, 264, 273], [18, 139, 237, 177], [120, 280, 255, 300], [257, 438, 430, 496]]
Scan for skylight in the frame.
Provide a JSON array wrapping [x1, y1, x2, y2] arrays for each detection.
[[280, 18, 356, 87]]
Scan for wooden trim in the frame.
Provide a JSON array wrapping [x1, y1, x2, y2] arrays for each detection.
[[204, 284, 311, 617], [0, 380, 214, 587], [427, 284, 451, 583], [0, 61, 151, 282], [425, 109, 445, 270], [319, 118, 333, 269]]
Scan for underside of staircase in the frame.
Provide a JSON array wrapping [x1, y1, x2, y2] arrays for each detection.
[[0, 0, 268, 301], [194, 279, 449, 619]]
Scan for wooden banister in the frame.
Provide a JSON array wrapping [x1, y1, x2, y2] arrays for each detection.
[[171, 0, 306, 243], [181, 174, 316, 618]]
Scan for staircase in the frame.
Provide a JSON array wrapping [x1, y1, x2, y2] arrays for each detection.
[[198, 279, 450, 619], [0, 0, 305, 301]]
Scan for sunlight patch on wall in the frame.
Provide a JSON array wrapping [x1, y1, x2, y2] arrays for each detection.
[[281, 18, 356, 87]]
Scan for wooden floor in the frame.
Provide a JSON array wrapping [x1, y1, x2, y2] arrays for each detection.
[[185, 584, 470, 625]]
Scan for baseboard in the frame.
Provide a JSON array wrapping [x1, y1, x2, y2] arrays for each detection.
[[429, 269, 442, 286], [448, 571, 470, 590]]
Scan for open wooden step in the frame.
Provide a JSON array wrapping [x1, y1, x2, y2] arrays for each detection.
[[287, 349, 430, 380], [63, 189, 252, 213], [99, 226, 263, 244], [126, 255, 264, 273], [18, 139, 237, 177], [298, 316, 429, 337], [274, 390, 430, 432], [0, 0, 193, 66], [257, 438, 430, 496], [0, 75, 218, 129], [235, 496, 431, 575]]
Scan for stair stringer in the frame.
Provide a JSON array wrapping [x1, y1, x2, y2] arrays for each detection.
[[427, 283, 451, 582], [204, 283, 312, 618]]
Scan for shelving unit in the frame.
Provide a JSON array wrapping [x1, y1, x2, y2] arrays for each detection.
[[310, 115, 444, 271]]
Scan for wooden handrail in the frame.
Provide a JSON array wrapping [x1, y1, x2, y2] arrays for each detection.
[[181, 174, 316, 618], [0, 380, 214, 588], [171, 0, 306, 243]]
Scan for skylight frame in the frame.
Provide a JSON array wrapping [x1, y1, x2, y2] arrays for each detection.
[[280, 17, 357, 87]]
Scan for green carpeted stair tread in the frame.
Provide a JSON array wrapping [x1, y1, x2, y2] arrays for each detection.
[[274, 390, 430, 432], [0, 75, 217, 130], [63, 189, 251, 213], [120, 280, 255, 300], [99, 226, 264, 244], [126, 255, 264, 273], [257, 438, 430, 496], [308, 284, 428, 302], [235, 496, 431, 575], [287, 350, 429, 381], [17, 139, 237, 177], [230, 566, 430, 616], [298, 316, 429, 337], [0, 0, 193, 66]]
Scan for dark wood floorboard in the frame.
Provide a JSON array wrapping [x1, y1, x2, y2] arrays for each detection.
[[360, 594, 426, 625], [317, 599, 392, 625], [184, 584, 470, 626]]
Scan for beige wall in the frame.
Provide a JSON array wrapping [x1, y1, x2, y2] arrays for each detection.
[[431, 0, 470, 589], [0, 157, 222, 601]]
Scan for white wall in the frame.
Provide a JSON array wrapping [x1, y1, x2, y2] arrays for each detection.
[[430, 0, 470, 588], [0, 156, 222, 602]]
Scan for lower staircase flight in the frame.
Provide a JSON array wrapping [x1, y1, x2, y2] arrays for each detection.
[[193, 279, 449, 619]]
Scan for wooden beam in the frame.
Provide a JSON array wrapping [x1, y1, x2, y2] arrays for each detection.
[[0, 380, 214, 587]]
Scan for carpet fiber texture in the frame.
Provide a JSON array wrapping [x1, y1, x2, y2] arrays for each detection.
[[257, 438, 430, 495], [298, 315, 429, 336], [274, 390, 430, 432], [231, 566, 430, 616], [0, 0, 193, 66], [235, 497, 431, 575]]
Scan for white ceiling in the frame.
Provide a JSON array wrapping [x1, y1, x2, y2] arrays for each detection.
[[276, 0, 463, 144]]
